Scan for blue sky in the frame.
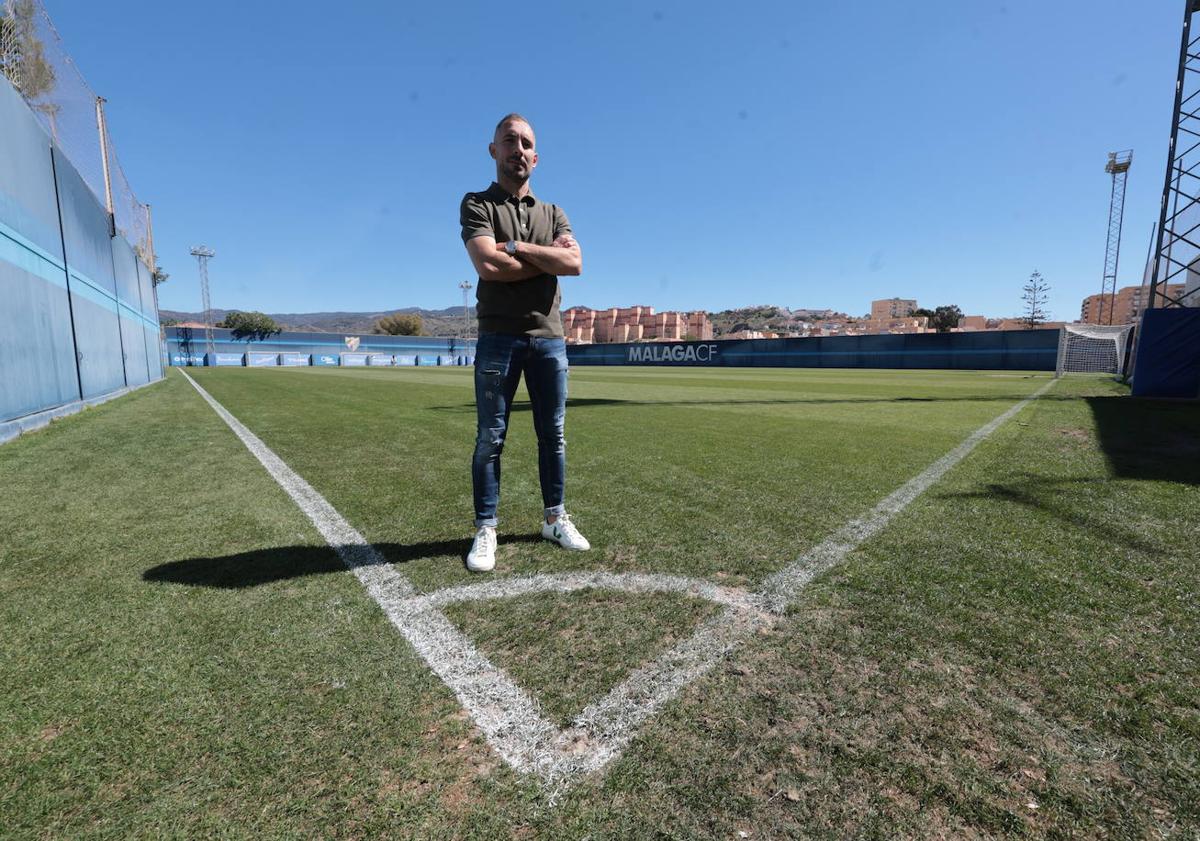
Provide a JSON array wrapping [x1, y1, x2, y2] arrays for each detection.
[[50, 1, 1181, 321]]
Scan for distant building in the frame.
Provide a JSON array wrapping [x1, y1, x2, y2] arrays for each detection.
[[1080, 283, 1186, 325], [870, 298, 917, 320], [562, 306, 713, 344], [957, 315, 988, 331]]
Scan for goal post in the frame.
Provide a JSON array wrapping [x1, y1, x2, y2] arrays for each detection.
[[1055, 323, 1134, 377]]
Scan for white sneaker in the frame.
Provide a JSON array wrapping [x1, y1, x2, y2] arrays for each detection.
[[542, 513, 590, 551], [466, 526, 497, 572]]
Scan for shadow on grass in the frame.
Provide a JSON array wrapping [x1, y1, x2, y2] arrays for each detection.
[[1087, 396, 1200, 486], [940, 475, 1163, 554], [143, 534, 544, 589], [432, 392, 1076, 413]]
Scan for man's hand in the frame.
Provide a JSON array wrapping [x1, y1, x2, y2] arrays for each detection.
[[491, 234, 575, 253], [465, 236, 544, 283], [508, 236, 583, 277]]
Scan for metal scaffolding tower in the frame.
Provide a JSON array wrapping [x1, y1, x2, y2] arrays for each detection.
[[1148, 0, 1200, 311], [1098, 151, 1133, 325], [189, 245, 216, 359]]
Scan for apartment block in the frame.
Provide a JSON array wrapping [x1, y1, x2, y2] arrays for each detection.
[[1080, 283, 1186, 325], [562, 306, 714, 344], [870, 298, 917, 320]]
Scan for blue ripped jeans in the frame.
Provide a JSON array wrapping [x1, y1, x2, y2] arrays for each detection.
[[472, 333, 568, 527]]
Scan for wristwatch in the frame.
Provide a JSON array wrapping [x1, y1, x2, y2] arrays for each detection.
[[505, 239, 518, 257]]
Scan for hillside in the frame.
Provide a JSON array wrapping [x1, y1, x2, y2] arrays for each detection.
[[159, 306, 476, 337], [708, 305, 846, 336]]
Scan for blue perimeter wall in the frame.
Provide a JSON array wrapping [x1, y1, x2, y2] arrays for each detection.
[[1131, 308, 1200, 398], [165, 328, 475, 364], [0, 76, 162, 425], [163, 328, 1059, 371], [567, 330, 1059, 370]]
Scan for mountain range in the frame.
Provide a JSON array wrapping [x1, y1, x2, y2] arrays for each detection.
[[159, 306, 476, 337]]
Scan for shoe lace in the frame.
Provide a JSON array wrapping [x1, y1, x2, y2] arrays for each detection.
[[476, 526, 496, 552], [556, 514, 582, 541]]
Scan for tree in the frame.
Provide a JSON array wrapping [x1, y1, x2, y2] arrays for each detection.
[[151, 265, 169, 286], [217, 310, 281, 341], [374, 314, 423, 335], [0, 1, 56, 100], [932, 305, 963, 333], [910, 305, 962, 333], [1021, 271, 1050, 328]]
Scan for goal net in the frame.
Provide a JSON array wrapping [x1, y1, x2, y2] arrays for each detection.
[[1055, 324, 1134, 377]]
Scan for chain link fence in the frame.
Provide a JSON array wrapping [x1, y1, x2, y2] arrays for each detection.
[[0, 0, 153, 269]]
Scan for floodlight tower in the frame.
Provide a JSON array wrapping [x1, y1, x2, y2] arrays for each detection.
[[1097, 150, 1132, 325], [459, 279, 473, 338], [189, 245, 216, 358]]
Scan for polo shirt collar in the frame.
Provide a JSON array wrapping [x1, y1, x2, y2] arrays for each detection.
[[488, 181, 538, 206]]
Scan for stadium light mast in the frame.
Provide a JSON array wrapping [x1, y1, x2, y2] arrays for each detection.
[[190, 245, 216, 359], [1097, 150, 1132, 325], [459, 279, 473, 338]]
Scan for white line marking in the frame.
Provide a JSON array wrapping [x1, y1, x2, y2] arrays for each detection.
[[422, 570, 762, 613], [759, 377, 1056, 612], [178, 371, 560, 774], [178, 368, 1054, 796]]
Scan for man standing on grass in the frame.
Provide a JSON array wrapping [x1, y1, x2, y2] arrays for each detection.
[[459, 113, 590, 572]]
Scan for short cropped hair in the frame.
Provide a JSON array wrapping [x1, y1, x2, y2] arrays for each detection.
[[494, 113, 534, 137]]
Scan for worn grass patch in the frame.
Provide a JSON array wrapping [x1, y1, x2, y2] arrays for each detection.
[[443, 589, 722, 726]]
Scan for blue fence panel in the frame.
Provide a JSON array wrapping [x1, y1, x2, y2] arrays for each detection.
[[1, 75, 163, 427], [134, 256, 163, 381], [164, 328, 475, 364], [112, 237, 149, 386], [567, 331, 1058, 371], [52, 147, 128, 399], [1132, 309, 1200, 398], [0, 78, 79, 421], [246, 352, 278, 367]]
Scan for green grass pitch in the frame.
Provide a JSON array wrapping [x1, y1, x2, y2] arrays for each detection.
[[1, 366, 1197, 838]]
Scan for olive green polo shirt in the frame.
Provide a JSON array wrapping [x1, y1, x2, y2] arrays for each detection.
[[460, 182, 573, 337]]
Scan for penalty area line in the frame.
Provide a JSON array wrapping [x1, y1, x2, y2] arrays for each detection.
[[759, 377, 1057, 612]]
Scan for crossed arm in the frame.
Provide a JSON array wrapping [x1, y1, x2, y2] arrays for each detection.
[[464, 234, 583, 283]]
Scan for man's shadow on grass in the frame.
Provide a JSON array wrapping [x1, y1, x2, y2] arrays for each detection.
[[142, 535, 543, 589]]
